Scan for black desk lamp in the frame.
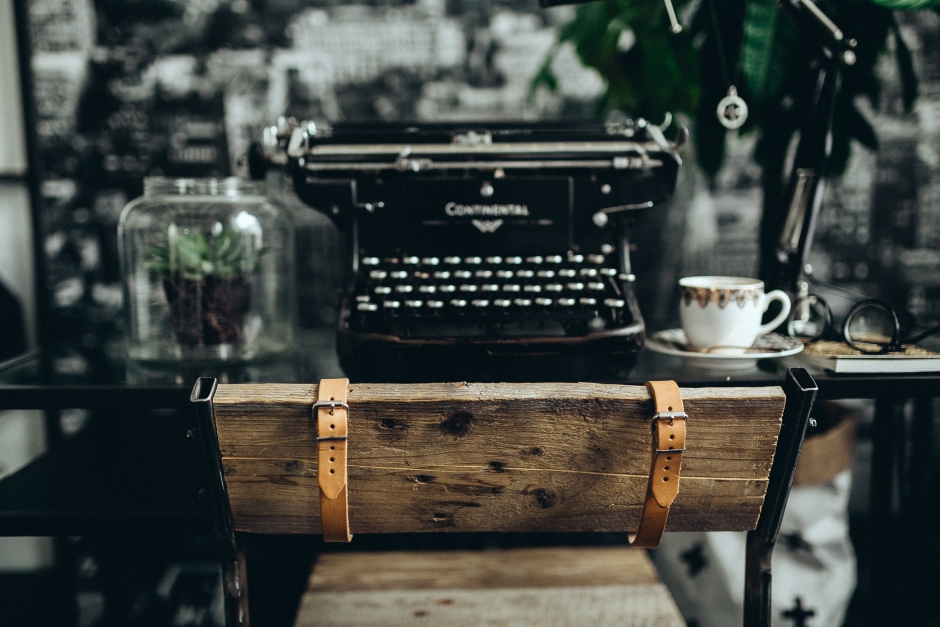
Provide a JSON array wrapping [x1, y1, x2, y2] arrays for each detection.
[[539, 0, 857, 296]]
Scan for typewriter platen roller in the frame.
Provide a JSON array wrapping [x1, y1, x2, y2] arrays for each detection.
[[265, 119, 686, 378]]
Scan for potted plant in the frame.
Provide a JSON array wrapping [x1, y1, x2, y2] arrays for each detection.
[[146, 225, 265, 348]]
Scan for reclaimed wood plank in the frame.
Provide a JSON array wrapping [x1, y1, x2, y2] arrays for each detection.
[[212, 382, 785, 534]]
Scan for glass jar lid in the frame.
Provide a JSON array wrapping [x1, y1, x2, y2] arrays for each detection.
[[143, 177, 264, 197]]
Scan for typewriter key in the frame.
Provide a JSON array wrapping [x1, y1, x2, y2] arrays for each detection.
[[405, 300, 423, 308], [362, 257, 380, 266], [557, 298, 576, 307], [390, 270, 409, 279], [451, 299, 467, 307], [414, 271, 431, 280], [537, 270, 556, 278], [558, 269, 576, 278], [421, 257, 440, 266], [526, 256, 544, 264], [419, 285, 437, 293], [433, 271, 451, 280], [444, 256, 461, 265], [486, 256, 503, 264], [496, 270, 514, 279], [514, 298, 532, 306], [471, 300, 489, 307], [426, 300, 444, 308], [544, 284, 563, 292], [455, 270, 473, 279], [580, 298, 597, 306], [588, 282, 605, 291], [465, 256, 482, 265], [535, 298, 553, 306], [375, 286, 393, 295], [475, 269, 493, 278], [482, 284, 500, 292], [369, 270, 388, 280], [588, 254, 605, 264], [567, 282, 585, 291], [494, 299, 512, 307], [604, 298, 626, 308], [395, 285, 414, 293], [459, 284, 478, 292], [383, 258, 400, 265], [357, 302, 378, 311], [580, 268, 598, 277], [403, 256, 419, 265], [545, 255, 563, 264], [439, 285, 457, 293], [569, 254, 585, 263], [524, 285, 542, 293], [505, 257, 523, 265], [356, 295, 371, 302], [385, 300, 401, 309], [516, 269, 535, 279], [619, 273, 636, 282], [503, 284, 521, 292], [600, 268, 618, 276]]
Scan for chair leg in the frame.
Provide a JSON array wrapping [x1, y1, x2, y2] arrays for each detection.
[[222, 546, 250, 627], [192, 378, 249, 627], [743, 368, 817, 627]]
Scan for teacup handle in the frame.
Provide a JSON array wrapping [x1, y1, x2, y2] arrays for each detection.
[[758, 290, 792, 336]]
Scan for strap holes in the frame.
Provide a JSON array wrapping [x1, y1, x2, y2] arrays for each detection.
[[667, 406, 672, 411], [666, 456, 672, 460], [663, 477, 669, 481], [664, 466, 669, 471], [669, 434, 674, 440], [331, 424, 335, 429], [330, 457, 335, 462], [329, 469, 335, 474], [330, 445, 335, 450]]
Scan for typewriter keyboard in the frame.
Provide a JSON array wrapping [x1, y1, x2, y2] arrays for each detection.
[[349, 254, 634, 338]]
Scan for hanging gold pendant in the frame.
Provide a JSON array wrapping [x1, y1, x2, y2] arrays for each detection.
[[717, 86, 748, 130]]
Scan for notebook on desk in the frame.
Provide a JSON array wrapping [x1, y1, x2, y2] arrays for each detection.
[[267, 120, 685, 376]]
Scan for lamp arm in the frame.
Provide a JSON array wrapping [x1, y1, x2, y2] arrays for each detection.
[[769, 0, 857, 293]]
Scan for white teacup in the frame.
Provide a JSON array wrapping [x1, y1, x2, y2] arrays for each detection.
[[678, 276, 791, 351]]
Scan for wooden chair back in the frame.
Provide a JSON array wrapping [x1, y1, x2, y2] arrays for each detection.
[[191, 368, 817, 627]]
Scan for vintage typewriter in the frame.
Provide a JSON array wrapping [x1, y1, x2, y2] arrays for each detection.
[[258, 119, 685, 378]]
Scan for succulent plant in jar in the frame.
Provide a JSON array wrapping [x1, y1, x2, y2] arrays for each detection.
[[146, 224, 266, 347]]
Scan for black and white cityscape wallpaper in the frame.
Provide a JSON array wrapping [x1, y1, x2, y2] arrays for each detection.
[[25, 0, 940, 340]]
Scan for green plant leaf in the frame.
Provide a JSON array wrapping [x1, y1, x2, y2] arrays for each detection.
[[740, 0, 781, 104]]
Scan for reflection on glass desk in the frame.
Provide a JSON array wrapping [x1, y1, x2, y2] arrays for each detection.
[[2, 328, 940, 407]]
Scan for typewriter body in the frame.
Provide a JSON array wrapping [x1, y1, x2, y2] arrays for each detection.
[[269, 120, 684, 378]]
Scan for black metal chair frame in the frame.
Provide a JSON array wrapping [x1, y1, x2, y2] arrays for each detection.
[[191, 367, 818, 627]]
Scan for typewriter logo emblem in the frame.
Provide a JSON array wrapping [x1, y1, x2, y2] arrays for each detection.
[[472, 219, 504, 233]]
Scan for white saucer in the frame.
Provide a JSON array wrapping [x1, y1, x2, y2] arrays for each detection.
[[646, 329, 803, 370]]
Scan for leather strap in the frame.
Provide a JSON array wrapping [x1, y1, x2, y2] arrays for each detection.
[[629, 380, 687, 548], [314, 378, 353, 542]]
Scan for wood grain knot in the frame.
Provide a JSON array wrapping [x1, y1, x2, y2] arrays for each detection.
[[406, 475, 436, 485], [524, 486, 558, 509], [439, 412, 473, 438], [378, 418, 407, 432], [488, 461, 506, 473]]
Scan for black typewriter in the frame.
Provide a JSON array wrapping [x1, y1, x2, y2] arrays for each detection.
[[258, 120, 685, 378]]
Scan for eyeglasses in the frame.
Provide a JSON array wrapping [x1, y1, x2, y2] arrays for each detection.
[[787, 294, 940, 354]]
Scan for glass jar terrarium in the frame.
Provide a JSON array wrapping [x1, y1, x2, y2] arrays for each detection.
[[119, 178, 296, 364]]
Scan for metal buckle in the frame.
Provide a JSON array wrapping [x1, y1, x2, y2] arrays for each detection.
[[312, 400, 349, 442], [652, 411, 687, 454], [312, 400, 348, 416]]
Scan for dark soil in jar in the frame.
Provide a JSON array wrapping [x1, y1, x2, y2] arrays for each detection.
[[163, 273, 252, 347]]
